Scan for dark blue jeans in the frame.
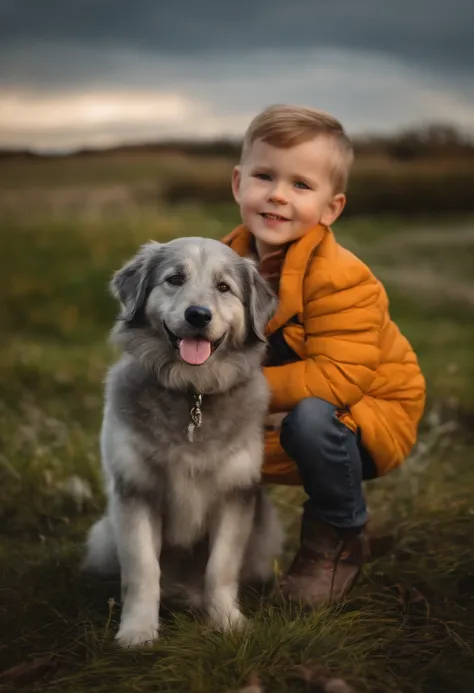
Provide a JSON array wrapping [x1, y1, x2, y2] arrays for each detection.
[[280, 397, 377, 529]]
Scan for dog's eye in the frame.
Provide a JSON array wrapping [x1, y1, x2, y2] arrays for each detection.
[[217, 282, 230, 293], [166, 274, 185, 287]]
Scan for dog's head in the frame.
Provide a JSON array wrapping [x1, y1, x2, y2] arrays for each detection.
[[110, 237, 277, 393]]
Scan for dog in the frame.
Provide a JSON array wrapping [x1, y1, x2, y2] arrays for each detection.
[[83, 236, 284, 647]]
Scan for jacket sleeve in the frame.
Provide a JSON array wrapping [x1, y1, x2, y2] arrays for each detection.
[[263, 263, 383, 412]]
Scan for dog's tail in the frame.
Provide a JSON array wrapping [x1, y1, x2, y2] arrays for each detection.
[[81, 515, 119, 576]]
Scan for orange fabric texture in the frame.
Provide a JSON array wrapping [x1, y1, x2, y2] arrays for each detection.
[[223, 224, 426, 482]]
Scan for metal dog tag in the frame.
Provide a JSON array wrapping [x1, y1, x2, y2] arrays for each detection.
[[187, 394, 203, 442], [187, 422, 195, 442]]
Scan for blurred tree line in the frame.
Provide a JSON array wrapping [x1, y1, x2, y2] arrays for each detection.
[[2, 124, 473, 215]]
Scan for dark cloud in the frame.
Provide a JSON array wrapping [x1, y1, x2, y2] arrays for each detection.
[[0, 0, 473, 86], [1, 0, 473, 150]]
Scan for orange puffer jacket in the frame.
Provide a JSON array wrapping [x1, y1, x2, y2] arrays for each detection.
[[223, 223, 426, 484]]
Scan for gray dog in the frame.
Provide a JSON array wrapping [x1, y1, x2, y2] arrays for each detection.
[[83, 237, 284, 647]]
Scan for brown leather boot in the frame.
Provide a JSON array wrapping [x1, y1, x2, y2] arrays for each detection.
[[280, 509, 370, 607]]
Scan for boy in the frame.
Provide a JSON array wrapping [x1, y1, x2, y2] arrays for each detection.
[[222, 105, 426, 606]]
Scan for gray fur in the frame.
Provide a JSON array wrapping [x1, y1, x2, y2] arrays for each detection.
[[82, 237, 283, 647]]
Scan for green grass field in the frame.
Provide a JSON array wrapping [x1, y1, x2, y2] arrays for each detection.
[[1, 183, 474, 692]]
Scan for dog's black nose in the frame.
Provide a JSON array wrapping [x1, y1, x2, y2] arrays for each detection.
[[185, 305, 212, 328]]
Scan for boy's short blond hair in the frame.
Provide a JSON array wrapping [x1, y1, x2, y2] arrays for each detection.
[[241, 104, 354, 193]]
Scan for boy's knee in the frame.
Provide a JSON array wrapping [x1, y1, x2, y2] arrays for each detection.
[[281, 397, 337, 452]]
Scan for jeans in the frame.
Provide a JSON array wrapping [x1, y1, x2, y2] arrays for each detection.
[[280, 397, 377, 529]]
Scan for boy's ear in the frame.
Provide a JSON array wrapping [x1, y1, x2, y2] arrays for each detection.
[[321, 193, 346, 227], [231, 166, 241, 205]]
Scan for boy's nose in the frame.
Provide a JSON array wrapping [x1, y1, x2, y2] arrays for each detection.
[[268, 187, 288, 205]]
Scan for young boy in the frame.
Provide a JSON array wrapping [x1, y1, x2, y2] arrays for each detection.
[[222, 105, 426, 606]]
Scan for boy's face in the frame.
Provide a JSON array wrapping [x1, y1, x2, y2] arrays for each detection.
[[232, 136, 346, 252]]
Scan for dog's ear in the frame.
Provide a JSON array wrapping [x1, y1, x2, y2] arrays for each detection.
[[110, 241, 162, 322], [245, 259, 278, 342]]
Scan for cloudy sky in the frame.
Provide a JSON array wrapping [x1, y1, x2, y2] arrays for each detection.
[[1, 0, 473, 151]]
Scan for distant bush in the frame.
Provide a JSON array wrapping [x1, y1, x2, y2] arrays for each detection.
[[346, 170, 474, 215], [355, 124, 474, 162]]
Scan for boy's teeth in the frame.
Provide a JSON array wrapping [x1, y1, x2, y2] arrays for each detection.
[[264, 213, 286, 220]]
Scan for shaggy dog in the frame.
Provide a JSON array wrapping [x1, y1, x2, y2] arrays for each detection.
[[83, 237, 284, 646]]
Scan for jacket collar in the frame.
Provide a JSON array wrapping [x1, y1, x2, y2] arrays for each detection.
[[225, 224, 327, 335]]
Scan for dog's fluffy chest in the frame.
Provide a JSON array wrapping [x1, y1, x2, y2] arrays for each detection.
[[106, 363, 269, 549], [136, 381, 266, 447], [162, 463, 215, 547], [160, 442, 261, 548]]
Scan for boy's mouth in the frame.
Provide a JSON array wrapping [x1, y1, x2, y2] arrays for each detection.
[[260, 213, 289, 221]]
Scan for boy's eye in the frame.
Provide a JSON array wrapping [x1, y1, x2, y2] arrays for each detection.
[[294, 180, 311, 190], [254, 172, 271, 181]]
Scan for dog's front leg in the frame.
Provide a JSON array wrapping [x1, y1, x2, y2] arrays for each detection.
[[111, 496, 162, 647], [205, 487, 256, 632]]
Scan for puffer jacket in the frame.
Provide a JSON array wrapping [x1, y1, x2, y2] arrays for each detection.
[[223, 223, 426, 484]]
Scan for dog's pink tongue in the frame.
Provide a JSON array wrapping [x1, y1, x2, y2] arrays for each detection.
[[179, 338, 212, 365]]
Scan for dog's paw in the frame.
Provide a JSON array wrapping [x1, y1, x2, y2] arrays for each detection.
[[209, 607, 249, 633], [228, 609, 249, 632], [115, 619, 159, 647]]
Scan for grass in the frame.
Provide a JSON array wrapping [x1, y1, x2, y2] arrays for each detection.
[[1, 195, 474, 692]]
